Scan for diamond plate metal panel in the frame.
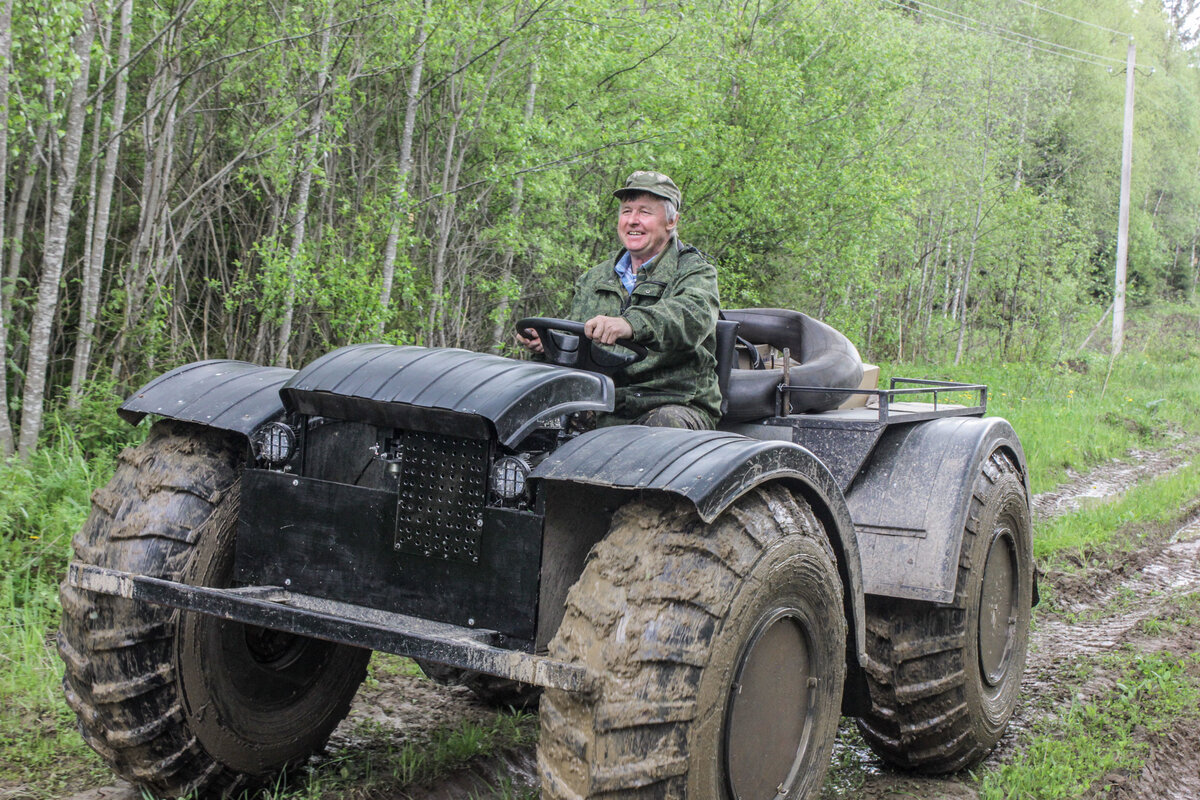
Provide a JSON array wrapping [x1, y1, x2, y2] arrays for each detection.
[[394, 431, 488, 561]]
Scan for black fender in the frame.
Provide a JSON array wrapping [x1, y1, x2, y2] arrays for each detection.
[[118, 360, 295, 435], [531, 425, 867, 670], [845, 415, 1030, 603]]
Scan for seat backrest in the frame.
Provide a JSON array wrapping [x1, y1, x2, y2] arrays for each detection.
[[714, 319, 739, 415], [720, 308, 864, 421]]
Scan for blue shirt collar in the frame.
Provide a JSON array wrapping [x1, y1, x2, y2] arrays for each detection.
[[614, 250, 658, 294]]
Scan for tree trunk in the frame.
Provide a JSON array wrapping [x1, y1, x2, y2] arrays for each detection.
[[70, 0, 132, 407], [0, 0, 15, 454], [955, 67, 994, 367], [378, 0, 429, 338], [490, 62, 537, 353], [113, 33, 181, 379], [276, 5, 334, 367], [18, 11, 97, 456]]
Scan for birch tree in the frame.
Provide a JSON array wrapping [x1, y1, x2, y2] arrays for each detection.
[[18, 5, 96, 455], [68, 0, 132, 406], [0, 0, 15, 455]]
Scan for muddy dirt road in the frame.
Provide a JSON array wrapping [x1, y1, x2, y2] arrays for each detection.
[[61, 444, 1200, 800]]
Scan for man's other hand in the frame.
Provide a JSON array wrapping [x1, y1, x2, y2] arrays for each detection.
[[516, 327, 544, 354], [584, 315, 634, 345]]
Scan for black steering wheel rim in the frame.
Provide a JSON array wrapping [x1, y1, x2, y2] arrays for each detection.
[[516, 317, 647, 375]]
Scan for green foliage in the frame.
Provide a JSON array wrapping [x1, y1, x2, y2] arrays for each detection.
[[0, 432, 112, 793]]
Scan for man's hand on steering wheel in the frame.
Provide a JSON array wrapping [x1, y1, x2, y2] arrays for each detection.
[[515, 327, 543, 354], [583, 315, 633, 345], [514, 317, 646, 375]]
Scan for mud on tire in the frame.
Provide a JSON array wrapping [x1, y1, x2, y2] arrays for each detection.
[[58, 420, 369, 798], [856, 449, 1033, 773], [538, 484, 845, 800]]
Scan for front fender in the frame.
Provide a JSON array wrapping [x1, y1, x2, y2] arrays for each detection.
[[531, 425, 867, 670], [846, 415, 1029, 603], [119, 360, 294, 435]]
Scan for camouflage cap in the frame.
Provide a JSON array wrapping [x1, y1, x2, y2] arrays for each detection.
[[613, 170, 682, 208]]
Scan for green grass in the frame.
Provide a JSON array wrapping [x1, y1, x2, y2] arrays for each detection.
[[1033, 458, 1200, 563], [0, 432, 116, 794], [979, 649, 1200, 800], [879, 303, 1200, 494]]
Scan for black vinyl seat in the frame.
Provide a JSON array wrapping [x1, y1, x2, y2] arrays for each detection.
[[719, 308, 863, 422]]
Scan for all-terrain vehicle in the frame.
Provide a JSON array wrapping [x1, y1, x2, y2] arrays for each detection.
[[60, 307, 1035, 800]]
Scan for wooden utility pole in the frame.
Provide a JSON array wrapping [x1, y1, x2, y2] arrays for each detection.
[[1113, 39, 1135, 356]]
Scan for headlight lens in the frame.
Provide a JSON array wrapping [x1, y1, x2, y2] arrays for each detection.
[[489, 455, 531, 500], [251, 421, 296, 466]]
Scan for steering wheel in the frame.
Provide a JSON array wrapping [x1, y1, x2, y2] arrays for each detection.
[[516, 317, 647, 375]]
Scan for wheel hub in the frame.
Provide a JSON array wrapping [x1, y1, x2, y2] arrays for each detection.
[[978, 526, 1018, 687], [725, 609, 814, 800]]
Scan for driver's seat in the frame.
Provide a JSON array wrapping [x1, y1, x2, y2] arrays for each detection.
[[715, 319, 740, 417], [717, 309, 863, 422]]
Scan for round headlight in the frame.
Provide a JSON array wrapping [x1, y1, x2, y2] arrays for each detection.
[[489, 455, 531, 500], [251, 421, 296, 466]]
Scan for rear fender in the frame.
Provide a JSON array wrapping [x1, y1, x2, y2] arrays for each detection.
[[846, 416, 1029, 603], [531, 425, 867, 684], [119, 360, 295, 436]]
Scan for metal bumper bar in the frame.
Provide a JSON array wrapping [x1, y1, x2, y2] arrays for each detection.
[[68, 563, 595, 695]]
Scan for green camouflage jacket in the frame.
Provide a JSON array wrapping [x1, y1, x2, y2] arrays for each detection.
[[569, 238, 721, 426]]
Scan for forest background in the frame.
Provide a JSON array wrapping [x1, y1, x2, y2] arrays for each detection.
[[1, 0, 1199, 458]]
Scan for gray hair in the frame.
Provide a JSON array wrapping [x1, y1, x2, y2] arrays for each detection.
[[662, 198, 679, 224], [618, 191, 680, 226]]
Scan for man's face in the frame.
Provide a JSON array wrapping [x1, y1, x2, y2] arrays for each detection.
[[617, 193, 675, 266]]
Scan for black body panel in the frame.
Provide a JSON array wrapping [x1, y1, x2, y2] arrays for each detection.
[[234, 469, 542, 645], [119, 360, 294, 434], [844, 415, 1028, 603], [281, 344, 613, 447]]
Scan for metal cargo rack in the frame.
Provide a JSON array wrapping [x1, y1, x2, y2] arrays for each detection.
[[736, 378, 990, 491]]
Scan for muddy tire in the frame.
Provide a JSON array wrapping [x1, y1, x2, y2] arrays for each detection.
[[416, 661, 541, 709], [58, 420, 369, 798], [856, 449, 1033, 773], [539, 485, 845, 800]]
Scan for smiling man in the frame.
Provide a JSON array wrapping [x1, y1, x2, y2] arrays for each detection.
[[519, 170, 722, 429]]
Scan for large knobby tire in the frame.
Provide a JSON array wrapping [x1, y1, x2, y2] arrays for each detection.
[[539, 485, 846, 800], [58, 420, 370, 798], [415, 660, 541, 709], [855, 449, 1033, 773]]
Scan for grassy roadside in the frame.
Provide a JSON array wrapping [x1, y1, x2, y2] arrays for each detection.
[[979, 460, 1200, 799], [879, 303, 1200, 494], [0, 302, 1198, 798]]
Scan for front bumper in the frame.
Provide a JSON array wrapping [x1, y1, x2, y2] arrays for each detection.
[[68, 563, 595, 695]]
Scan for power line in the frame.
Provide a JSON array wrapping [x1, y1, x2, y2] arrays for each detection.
[[878, 0, 1135, 70], [889, 0, 1125, 65], [1012, 0, 1131, 39]]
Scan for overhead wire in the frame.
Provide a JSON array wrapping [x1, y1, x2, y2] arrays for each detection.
[[1011, 0, 1132, 38], [876, 0, 1139, 71]]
